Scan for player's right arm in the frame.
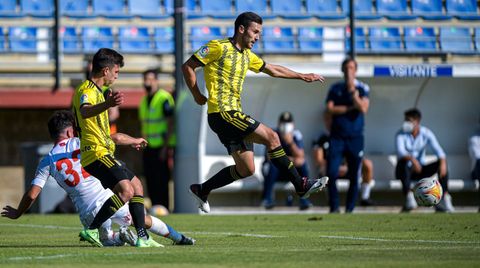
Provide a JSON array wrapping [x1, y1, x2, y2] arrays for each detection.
[[1, 157, 50, 219], [182, 57, 207, 105], [80, 90, 124, 119], [1, 185, 42, 219], [182, 40, 222, 105]]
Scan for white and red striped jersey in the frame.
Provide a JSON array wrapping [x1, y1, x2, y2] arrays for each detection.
[[31, 137, 113, 224]]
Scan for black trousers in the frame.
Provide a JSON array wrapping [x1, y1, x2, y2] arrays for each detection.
[[395, 159, 449, 195], [143, 147, 170, 208]]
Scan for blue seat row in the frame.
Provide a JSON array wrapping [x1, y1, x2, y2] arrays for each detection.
[[346, 26, 479, 54], [1, 25, 479, 55], [0, 0, 478, 20], [0, 26, 174, 54]]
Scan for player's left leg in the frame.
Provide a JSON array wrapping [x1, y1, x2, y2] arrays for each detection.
[[145, 215, 195, 245], [246, 123, 328, 198], [344, 136, 364, 213]]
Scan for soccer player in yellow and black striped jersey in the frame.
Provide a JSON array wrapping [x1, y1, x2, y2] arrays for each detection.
[[73, 48, 161, 247], [182, 12, 329, 213]]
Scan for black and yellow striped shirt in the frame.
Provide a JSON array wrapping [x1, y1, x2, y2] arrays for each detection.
[[72, 80, 115, 166], [193, 38, 265, 113]]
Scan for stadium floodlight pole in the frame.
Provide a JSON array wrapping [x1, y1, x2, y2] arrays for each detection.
[[52, 0, 61, 93], [349, 0, 355, 59]]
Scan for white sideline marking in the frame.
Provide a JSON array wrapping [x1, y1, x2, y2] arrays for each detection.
[[6, 252, 156, 262], [189, 231, 283, 238], [319, 235, 480, 244], [1, 223, 478, 246], [0, 223, 78, 230]]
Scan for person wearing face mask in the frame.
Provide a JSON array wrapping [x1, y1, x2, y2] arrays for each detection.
[[261, 112, 312, 210], [395, 108, 454, 212], [325, 58, 370, 213], [139, 69, 176, 213]]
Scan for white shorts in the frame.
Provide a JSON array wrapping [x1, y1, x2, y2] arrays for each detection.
[[81, 202, 132, 228]]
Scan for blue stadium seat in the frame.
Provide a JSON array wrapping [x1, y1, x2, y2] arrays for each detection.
[[165, 0, 205, 19], [21, 0, 53, 18], [411, 0, 452, 20], [345, 27, 367, 52], [200, 0, 235, 19], [60, 0, 93, 18], [306, 0, 345, 20], [129, 0, 167, 19], [446, 0, 480, 20], [235, 0, 275, 19], [341, 0, 381, 20], [376, 0, 417, 20], [82, 27, 114, 53], [118, 26, 152, 53], [0, 0, 23, 18], [440, 27, 474, 53], [9, 27, 37, 53], [369, 27, 402, 52], [190, 26, 222, 52], [92, 0, 131, 19], [226, 27, 234, 37], [297, 26, 323, 53], [475, 28, 480, 52], [271, 0, 310, 19], [404, 26, 437, 52], [60, 26, 79, 53], [154, 27, 174, 54], [0, 27, 5, 52], [262, 26, 295, 53]]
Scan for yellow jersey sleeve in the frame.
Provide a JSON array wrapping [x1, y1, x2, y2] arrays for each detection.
[[247, 51, 265, 73], [193, 40, 222, 65], [79, 87, 98, 106]]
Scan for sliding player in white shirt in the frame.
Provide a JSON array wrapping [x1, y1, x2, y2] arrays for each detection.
[[1, 110, 194, 246]]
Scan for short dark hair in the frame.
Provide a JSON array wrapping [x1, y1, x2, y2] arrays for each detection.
[[143, 69, 158, 80], [404, 108, 422, 120], [91, 48, 124, 76], [279, 111, 294, 123], [47, 110, 74, 139], [341, 57, 357, 72], [234, 12, 263, 35]]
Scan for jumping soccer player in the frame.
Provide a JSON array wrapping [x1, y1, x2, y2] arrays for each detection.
[[182, 12, 329, 213]]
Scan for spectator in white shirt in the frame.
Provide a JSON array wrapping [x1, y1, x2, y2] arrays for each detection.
[[395, 108, 454, 212]]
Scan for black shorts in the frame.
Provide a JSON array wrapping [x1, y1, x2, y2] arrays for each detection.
[[208, 111, 260, 154], [83, 154, 135, 190]]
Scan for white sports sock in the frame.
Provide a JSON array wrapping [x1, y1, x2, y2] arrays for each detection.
[[360, 182, 372, 200], [148, 216, 170, 237]]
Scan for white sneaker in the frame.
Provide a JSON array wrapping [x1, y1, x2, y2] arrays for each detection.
[[436, 192, 455, 213], [189, 184, 210, 213], [405, 191, 418, 211], [119, 226, 137, 246], [297, 176, 329, 199]]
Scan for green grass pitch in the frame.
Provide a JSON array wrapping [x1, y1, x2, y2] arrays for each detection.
[[0, 213, 479, 267]]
